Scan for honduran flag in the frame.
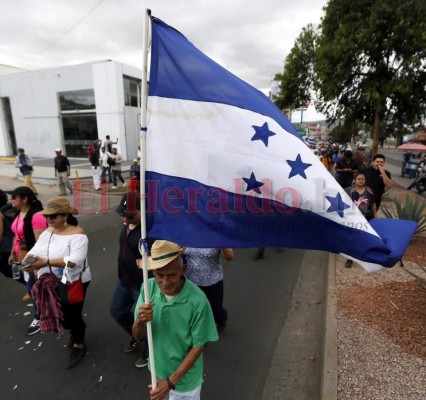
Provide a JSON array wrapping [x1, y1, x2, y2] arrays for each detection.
[[145, 16, 416, 271]]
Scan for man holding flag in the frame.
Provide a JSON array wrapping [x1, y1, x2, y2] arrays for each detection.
[[133, 240, 218, 400], [134, 10, 417, 397]]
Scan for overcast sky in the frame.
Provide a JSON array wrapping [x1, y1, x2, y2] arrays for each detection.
[[0, 0, 328, 120]]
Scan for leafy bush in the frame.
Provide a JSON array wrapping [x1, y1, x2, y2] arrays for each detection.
[[381, 195, 426, 236]]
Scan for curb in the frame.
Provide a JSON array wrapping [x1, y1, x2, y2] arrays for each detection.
[[320, 253, 338, 400]]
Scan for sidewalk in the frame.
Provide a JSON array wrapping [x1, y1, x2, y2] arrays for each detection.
[[0, 156, 133, 182], [0, 157, 133, 205]]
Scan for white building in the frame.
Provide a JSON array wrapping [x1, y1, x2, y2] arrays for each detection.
[[0, 60, 142, 159]]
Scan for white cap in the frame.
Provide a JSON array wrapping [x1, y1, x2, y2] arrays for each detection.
[[55, 148, 62, 152]]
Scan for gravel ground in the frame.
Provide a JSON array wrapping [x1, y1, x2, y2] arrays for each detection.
[[335, 255, 426, 400]]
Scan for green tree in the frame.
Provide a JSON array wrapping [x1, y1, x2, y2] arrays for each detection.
[[273, 24, 318, 111], [314, 0, 426, 155]]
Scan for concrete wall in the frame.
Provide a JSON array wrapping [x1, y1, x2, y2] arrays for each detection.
[[92, 62, 142, 160], [0, 61, 142, 159], [0, 64, 93, 157]]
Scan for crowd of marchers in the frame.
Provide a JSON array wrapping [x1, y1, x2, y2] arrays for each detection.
[[0, 183, 234, 400], [3, 136, 393, 399]]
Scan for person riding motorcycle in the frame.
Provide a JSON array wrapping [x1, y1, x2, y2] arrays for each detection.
[[407, 155, 426, 193]]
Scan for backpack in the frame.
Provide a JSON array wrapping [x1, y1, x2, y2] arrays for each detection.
[[107, 156, 116, 166]]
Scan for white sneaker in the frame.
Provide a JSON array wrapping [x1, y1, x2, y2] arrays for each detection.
[[122, 182, 127, 187], [112, 186, 117, 189]]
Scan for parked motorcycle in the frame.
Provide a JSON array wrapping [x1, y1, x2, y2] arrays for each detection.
[[408, 165, 426, 193]]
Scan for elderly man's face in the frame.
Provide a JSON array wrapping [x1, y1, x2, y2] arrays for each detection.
[[153, 259, 186, 296]]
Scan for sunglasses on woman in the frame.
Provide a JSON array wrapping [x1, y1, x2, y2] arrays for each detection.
[[46, 213, 65, 219], [119, 211, 138, 218]]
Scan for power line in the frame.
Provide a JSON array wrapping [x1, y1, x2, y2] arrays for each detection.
[[36, 0, 106, 55]]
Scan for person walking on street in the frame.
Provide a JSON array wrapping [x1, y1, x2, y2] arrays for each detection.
[[15, 148, 38, 195], [24, 197, 91, 369], [133, 240, 218, 400], [8, 186, 46, 335], [334, 150, 359, 189], [184, 247, 233, 333], [104, 135, 118, 154], [361, 153, 392, 210], [344, 172, 377, 268], [0, 190, 20, 280], [111, 148, 126, 189], [88, 140, 101, 191], [110, 193, 150, 368], [100, 146, 113, 184], [54, 148, 73, 196]]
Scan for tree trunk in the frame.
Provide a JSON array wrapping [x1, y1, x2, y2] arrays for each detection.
[[371, 110, 381, 156]]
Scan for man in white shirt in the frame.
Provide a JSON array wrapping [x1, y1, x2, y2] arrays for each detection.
[[99, 146, 113, 184]]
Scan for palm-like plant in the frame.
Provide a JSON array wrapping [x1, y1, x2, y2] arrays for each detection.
[[381, 195, 426, 236]]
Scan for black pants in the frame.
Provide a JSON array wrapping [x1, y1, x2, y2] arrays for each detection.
[[112, 170, 125, 186], [199, 280, 227, 325], [61, 282, 90, 344]]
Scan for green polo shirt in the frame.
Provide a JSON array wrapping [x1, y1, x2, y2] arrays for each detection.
[[134, 278, 219, 392]]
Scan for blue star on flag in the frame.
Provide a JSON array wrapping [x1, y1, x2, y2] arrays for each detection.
[[325, 193, 350, 218], [251, 122, 276, 147], [243, 172, 264, 194], [286, 154, 312, 179]]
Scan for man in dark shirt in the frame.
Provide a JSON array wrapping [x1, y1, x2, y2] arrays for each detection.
[[362, 153, 392, 209], [53, 148, 73, 196], [110, 193, 149, 368], [334, 150, 359, 189]]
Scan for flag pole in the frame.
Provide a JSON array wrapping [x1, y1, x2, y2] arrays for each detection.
[[139, 8, 157, 389]]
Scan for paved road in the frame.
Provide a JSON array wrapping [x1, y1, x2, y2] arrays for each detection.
[[0, 200, 328, 400]]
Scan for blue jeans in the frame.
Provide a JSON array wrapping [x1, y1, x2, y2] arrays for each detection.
[[110, 281, 140, 336], [101, 166, 112, 183]]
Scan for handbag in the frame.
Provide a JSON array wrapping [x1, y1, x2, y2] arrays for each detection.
[[18, 241, 28, 262], [57, 279, 84, 305], [57, 258, 86, 305], [46, 232, 86, 305]]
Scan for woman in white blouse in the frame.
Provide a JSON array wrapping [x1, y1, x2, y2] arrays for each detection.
[[25, 197, 91, 369]]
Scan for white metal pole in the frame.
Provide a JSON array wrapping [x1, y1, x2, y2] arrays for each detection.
[[139, 8, 157, 390]]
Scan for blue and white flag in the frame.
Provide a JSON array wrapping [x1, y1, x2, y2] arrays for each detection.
[[145, 17, 416, 270]]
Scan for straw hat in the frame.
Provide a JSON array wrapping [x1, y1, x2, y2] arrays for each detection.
[[39, 197, 78, 215], [148, 240, 186, 270]]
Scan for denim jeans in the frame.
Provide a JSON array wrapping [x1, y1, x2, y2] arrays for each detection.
[[101, 166, 112, 183], [110, 281, 140, 336]]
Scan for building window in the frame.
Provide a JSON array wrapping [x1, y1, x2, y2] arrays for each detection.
[[61, 114, 98, 157], [58, 89, 96, 111], [58, 89, 97, 157], [123, 76, 141, 107]]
